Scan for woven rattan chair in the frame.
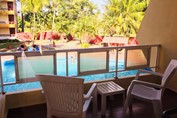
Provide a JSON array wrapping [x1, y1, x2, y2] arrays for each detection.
[[37, 74, 97, 118], [123, 59, 177, 118], [0, 93, 6, 118]]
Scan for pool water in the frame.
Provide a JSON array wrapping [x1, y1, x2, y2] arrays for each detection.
[[1, 59, 137, 92]]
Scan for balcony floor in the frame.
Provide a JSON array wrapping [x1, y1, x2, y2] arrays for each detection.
[[7, 89, 177, 118]]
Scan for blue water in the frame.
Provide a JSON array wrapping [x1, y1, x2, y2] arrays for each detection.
[[1, 59, 137, 92]]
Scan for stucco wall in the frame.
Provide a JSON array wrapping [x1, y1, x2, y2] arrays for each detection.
[[0, 28, 9, 34], [136, 0, 177, 91]]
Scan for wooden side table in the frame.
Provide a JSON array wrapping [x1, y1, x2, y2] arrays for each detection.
[[97, 81, 125, 116]]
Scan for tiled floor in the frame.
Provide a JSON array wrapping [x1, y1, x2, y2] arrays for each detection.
[[7, 89, 177, 118]]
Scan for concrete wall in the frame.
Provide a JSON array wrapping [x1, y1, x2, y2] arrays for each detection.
[[0, 2, 7, 8], [0, 28, 9, 34], [136, 0, 177, 91], [0, 15, 8, 21]]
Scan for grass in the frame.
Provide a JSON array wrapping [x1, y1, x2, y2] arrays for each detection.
[[0, 42, 20, 49], [0, 39, 21, 52]]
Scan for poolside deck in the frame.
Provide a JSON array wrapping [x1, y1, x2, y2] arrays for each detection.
[[7, 89, 177, 118]]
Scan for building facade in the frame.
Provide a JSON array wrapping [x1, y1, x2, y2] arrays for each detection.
[[0, 0, 17, 39]]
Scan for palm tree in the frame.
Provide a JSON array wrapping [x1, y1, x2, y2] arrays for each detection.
[[20, 0, 48, 40], [104, 0, 148, 37]]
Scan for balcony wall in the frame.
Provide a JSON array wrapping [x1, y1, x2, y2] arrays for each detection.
[[0, 2, 7, 7], [0, 0, 14, 2], [0, 28, 9, 34], [0, 15, 8, 21], [136, 0, 177, 92], [0, 10, 14, 15], [0, 23, 15, 28], [0, 45, 160, 108]]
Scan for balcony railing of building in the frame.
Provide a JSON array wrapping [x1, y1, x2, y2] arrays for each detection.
[[0, 21, 14, 24], [0, 44, 160, 93], [0, 34, 15, 37], [0, 0, 14, 2], [0, 23, 15, 28], [0, 9, 14, 15]]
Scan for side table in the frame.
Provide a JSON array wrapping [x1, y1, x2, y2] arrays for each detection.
[[97, 81, 125, 116]]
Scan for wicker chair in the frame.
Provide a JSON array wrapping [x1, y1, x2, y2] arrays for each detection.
[[37, 74, 97, 118], [123, 59, 177, 118], [0, 93, 6, 118]]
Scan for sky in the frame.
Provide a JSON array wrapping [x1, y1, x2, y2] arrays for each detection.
[[89, 0, 108, 13], [16, 0, 108, 14]]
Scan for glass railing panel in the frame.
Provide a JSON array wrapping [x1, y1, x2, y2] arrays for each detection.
[[79, 51, 108, 75], [80, 72, 115, 82], [109, 49, 125, 71], [109, 50, 116, 71], [1, 56, 15, 84], [118, 49, 126, 70], [118, 70, 138, 77], [68, 52, 77, 76], [150, 47, 158, 68], [126, 48, 150, 69], [57, 53, 66, 76], [4, 82, 41, 92], [18, 55, 54, 79]]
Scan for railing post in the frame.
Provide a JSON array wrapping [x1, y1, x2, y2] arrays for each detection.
[[14, 55, 19, 82], [115, 48, 119, 79], [0, 56, 4, 93], [53, 53, 57, 75], [156, 45, 161, 71], [66, 52, 69, 76]]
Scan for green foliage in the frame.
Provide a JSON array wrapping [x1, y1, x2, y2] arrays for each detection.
[[19, 0, 150, 39], [81, 42, 90, 48], [0, 39, 20, 49], [103, 0, 149, 37], [17, 16, 22, 32]]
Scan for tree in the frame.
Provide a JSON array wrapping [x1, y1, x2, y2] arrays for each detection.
[[20, 0, 48, 39], [103, 0, 148, 37]]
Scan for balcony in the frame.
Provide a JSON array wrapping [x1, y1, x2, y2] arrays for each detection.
[[0, 44, 160, 93], [0, 0, 14, 2], [6, 89, 177, 118], [0, 21, 15, 28], [0, 34, 15, 37], [1, 44, 177, 118], [0, 8, 15, 15]]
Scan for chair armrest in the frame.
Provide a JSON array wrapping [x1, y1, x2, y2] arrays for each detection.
[[84, 83, 97, 100], [139, 69, 163, 76], [135, 69, 163, 80], [131, 80, 162, 89], [163, 107, 177, 118], [83, 96, 92, 112]]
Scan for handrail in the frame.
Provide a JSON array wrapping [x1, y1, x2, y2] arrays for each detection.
[[0, 44, 160, 93]]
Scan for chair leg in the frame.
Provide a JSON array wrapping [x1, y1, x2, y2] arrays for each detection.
[[122, 96, 132, 118], [47, 109, 52, 118], [82, 112, 86, 118], [128, 97, 133, 110], [93, 88, 97, 118], [152, 100, 162, 118]]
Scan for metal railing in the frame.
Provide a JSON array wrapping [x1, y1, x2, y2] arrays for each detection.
[[0, 44, 160, 93]]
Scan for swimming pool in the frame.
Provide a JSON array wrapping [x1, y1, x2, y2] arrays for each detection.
[[1, 58, 137, 92]]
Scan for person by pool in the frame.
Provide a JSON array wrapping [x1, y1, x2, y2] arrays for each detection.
[[28, 44, 40, 51], [17, 42, 28, 51]]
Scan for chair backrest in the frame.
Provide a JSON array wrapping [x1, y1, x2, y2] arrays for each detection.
[[0, 93, 6, 118], [37, 74, 84, 118], [161, 59, 177, 90]]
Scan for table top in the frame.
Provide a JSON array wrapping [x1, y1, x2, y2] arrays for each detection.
[[97, 81, 125, 95]]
